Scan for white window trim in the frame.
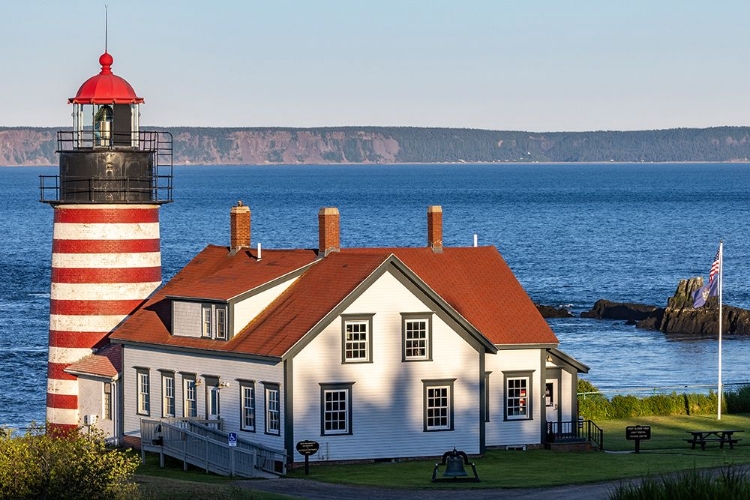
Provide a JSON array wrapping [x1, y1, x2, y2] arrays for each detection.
[[216, 308, 227, 340], [264, 383, 280, 435], [401, 313, 432, 361], [341, 314, 374, 363], [201, 305, 212, 338], [103, 382, 112, 421], [240, 381, 256, 432], [183, 374, 197, 418], [504, 372, 534, 421], [136, 369, 150, 416], [162, 372, 175, 417], [423, 378, 455, 432], [320, 382, 354, 436]]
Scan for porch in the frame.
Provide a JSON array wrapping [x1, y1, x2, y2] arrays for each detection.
[[546, 419, 603, 451]]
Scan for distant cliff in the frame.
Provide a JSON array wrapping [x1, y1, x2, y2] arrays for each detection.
[[3, 126, 750, 166]]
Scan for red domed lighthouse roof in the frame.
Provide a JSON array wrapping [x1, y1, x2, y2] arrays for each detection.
[[68, 52, 144, 104]]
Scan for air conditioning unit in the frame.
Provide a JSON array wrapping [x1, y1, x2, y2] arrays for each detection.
[[83, 414, 98, 426]]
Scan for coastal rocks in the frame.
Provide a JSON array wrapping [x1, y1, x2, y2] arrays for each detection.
[[583, 278, 750, 335], [535, 304, 573, 318], [580, 299, 661, 323]]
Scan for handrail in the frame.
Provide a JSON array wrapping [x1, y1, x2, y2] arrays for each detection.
[[546, 419, 603, 451], [140, 418, 287, 477], [40, 130, 173, 204]]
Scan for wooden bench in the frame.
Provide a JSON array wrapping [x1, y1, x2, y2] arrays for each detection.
[[687, 430, 743, 450]]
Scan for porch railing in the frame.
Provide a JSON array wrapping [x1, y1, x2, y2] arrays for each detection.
[[546, 419, 604, 450], [140, 418, 287, 477]]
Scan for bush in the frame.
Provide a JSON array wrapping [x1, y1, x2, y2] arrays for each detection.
[[577, 380, 720, 420], [608, 467, 750, 500], [0, 423, 140, 500], [725, 385, 750, 414]]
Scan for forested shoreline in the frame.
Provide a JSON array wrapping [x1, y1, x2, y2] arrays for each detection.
[[2, 125, 750, 166]]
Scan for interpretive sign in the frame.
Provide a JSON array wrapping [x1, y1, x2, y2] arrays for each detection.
[[296, 440, 320, 475], [296, 440, 320, 456], [626, 425, 651, 453]]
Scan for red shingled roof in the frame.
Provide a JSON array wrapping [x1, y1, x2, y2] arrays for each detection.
[[65, 344, 122, 378], [110, 243, 557, 357]]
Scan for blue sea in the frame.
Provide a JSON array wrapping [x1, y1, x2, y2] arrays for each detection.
[[2, 163, 750, 429]]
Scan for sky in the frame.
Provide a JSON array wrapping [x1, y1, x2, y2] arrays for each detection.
[[1, 0, 749, 132]]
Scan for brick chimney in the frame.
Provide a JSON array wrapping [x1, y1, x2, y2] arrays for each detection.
[[427, 205, 442, 253], [230, 201, 251, 252], [318, 207, 340, 256]]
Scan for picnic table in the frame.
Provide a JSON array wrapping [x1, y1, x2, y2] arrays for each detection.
[[686, 430, 743, 450]]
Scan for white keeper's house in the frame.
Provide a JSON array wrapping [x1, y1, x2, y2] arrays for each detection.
[[98, 203, 588, 462]]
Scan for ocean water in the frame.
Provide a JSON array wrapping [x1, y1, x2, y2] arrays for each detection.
[[2, 163, 749, 428]]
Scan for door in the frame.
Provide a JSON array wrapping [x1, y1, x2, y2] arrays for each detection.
[[545, 379, 559, 430]]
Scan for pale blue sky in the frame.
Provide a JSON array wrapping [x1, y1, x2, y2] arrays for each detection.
[[2, 0, 749, 131]]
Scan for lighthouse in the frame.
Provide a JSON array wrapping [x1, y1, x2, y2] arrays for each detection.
[[40, 52, 172, 433]]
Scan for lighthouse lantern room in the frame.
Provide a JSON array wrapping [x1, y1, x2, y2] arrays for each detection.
[[40, 51, 172, 434]]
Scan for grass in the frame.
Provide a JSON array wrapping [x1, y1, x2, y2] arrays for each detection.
[[135, 413, 750, 494], [283, 413, 750, 489]]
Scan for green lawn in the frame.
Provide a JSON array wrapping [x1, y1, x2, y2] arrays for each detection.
[[283, 414, 750, 489], [136, 414, 750, 494]]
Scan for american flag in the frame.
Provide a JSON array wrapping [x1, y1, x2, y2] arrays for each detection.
[[708, 247, 721, 284]]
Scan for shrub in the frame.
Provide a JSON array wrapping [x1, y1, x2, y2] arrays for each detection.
[[725, 385, 750, 414], [0, 423, 140, 500], [608, 467, 750, 500]]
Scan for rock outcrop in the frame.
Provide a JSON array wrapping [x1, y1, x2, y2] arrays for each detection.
[[583, 278, 750, 335], [535, 304, 573, 318]]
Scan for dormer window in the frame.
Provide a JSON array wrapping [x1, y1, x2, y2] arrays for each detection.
[[216, 308, 227, 340], [202, 306, 212, 337], [172, 300, 230, 340]]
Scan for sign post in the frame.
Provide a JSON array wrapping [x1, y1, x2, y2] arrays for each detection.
[[625, 425, 651, 454], [296, 440, 320, 475]]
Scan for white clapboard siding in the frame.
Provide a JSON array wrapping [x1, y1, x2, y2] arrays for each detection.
[[560, 369, 574, 422], [484, 349, 544, 446], [232, 278, 299, 336], [122, 346, 285, 451], [77, 376, 115, 439], [291, 270, 483, 462]]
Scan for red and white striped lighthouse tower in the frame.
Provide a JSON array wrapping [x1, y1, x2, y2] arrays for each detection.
[[40, 52, 173, 432]]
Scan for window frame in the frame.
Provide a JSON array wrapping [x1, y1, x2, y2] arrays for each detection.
[[239, 380, 256, 432], [136, 369, 150, 416], [319, 382, 354, 436], [264, 383, 281, 436], [422, 378, 455, 432], [103, 382, 112, 420], [182, 373, 197, 418], [401, 313, 432, 361], [162, 371, 176, 418], [201, 305, 212, 338], [341, 314, 374, 363], [504, 371, 534, 421], [216, 307, 227, 340], [484, 371, 492, 423]]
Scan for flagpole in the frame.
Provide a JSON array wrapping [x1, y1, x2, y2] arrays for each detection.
[[718, 240, 723, 421]]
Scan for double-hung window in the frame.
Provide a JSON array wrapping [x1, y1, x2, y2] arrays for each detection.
[[264, 383, 280, 435], [342, 315, 373, 363], [136, 369, 150, 415], [423, 379, 455, 431], [103, 382, 112, 420], [202, 306, 212, 337], [162, 372, 175, 417], [320, 383, 353, 435], [240, 381, 255, 431], [183, 374, 197, 418], [504, 372, 533, 420], [216, 308, 227, 340], [402, 313, 432, 361]]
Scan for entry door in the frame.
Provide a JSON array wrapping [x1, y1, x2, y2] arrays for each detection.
[[545, 380, 559, 425]]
